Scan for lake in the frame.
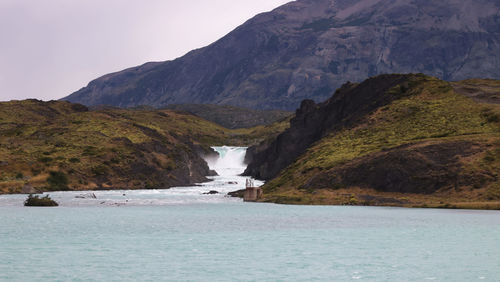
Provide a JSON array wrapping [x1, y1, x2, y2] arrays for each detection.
[[0, 147, 499, 281]]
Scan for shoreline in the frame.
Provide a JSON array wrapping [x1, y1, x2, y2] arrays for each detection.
[[2, 187, 500, 210], [254, 187, 500, 210]]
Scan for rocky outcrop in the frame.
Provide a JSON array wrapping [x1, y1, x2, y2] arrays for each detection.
[[21, 184, 37, 194], [244, 74, 418, 180], [63, 0, 500, 110], [113, 139, 214, 189]]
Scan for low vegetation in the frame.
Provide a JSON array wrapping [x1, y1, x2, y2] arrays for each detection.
[[0, 100, 288, 194], [24, 194, 59, 207], [257, 75, 500, 208], [164, 104, 292, 129]]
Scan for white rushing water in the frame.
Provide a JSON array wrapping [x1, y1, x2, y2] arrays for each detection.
[[206, 146, 248, 177], [0, 146, 262, 207]]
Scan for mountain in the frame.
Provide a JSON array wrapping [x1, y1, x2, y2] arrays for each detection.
[[63, 0, 500, 110], [164, 104, 291, 129], [0, 100, 287, 194], [243, 74, 500, 209]]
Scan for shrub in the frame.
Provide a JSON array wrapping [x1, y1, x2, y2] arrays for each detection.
[[31, 168, 41, 176], [348, 196, 358, 205], [82, 146, 98, 156], [481, 108, 500, 123], [91, 165, 109, 176], [69, 158, 80, 163], [24, 194, 58, 207], [15, 172, 23, 179], [38, 157, 53, 163], [47, 171, 69, 191]]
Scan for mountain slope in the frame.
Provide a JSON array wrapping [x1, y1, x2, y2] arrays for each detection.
[[164, 104, 291, 129], [63, 0, 500, 110], [0, 100, 288, 194], [243, 74, 500, 208]]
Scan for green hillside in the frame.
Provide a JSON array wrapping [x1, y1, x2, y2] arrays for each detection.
[[164, 104, 292, 129], [0, 100, 287, 194], [256, 76, 500, 209]]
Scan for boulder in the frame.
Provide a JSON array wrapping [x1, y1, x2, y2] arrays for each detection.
[[21, 184, 37, 194], [203, 190, 220, 195]]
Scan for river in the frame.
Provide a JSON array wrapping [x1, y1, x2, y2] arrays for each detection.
[[0, 146, 499, 281]]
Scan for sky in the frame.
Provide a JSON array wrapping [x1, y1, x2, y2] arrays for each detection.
[[0, 0, 291, 101]]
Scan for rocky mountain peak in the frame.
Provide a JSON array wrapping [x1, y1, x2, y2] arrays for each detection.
[[63, 0, 500, 110]]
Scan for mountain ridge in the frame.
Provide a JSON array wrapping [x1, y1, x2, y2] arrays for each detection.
[[63, 0, 500, 110]]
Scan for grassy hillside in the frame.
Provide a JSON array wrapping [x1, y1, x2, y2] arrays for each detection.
[[451, 79, 500, 104], [0, 100, 288, 194], [164, 104, 292, 129], [258, 76, 500, 209]]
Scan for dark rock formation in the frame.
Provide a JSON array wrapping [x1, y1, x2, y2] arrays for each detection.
[[63, 0, 500, 110], [203, 190, 220, 195], [227, 189, 245, 198], [124, 140, 213, 189], [244, 74, 417, 180]]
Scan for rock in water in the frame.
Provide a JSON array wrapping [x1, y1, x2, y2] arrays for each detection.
[[203, 190, 220, 195], [227, 189, 245, 198], [24, 194, 59, 207]]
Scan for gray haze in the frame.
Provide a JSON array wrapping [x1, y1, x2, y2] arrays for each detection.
[[0, 0, 291, 101]]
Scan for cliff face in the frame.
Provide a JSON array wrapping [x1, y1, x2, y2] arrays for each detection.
[[243, 74, 500, 207], [244, 74, 416, 180], [63, 0, 500, 110]]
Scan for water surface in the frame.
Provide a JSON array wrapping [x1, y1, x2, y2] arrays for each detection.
[[0, 147, 499, 281]]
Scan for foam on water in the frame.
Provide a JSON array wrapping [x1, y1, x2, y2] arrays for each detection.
[[207, 146, 247, 176]]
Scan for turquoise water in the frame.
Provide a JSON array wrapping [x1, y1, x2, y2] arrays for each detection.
[[1, 204, 499, 281], [1, 147, 499, 281]]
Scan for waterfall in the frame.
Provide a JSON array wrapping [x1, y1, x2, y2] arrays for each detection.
[[207, 146, 247, 176]]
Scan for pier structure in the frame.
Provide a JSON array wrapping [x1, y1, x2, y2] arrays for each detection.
[[243, 179, 262, 202]]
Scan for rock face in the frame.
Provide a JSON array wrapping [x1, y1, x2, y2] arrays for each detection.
[[63, 0, 500, 110], [244, 74, 416, 180], [21, 184, 37, 194]]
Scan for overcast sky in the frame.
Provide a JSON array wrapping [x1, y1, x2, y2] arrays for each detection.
[[0, 0, 291, 101]]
